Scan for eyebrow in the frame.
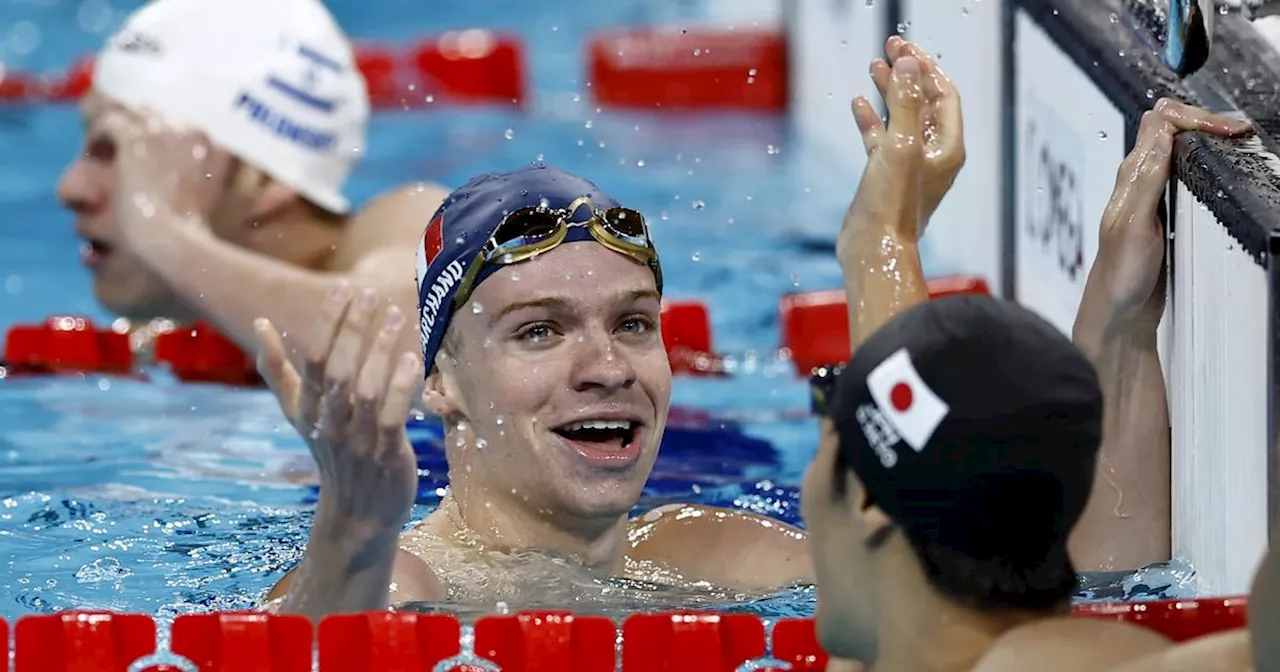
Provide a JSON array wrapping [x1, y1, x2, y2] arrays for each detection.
[[489, 289, 661, 326]]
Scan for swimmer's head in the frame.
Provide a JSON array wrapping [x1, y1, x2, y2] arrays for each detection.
[[801, 295, 1103, 660], [418, 164, 669, 520], [57, 0, 368, 318]]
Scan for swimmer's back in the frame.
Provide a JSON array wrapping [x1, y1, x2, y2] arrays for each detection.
[[971, 616, 1172, 672]]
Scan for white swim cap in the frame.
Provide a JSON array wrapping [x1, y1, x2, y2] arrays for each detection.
[[93, 0, 369, 214]]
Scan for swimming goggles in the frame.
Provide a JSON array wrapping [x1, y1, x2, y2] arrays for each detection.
[[452, 195, 664, 310], [809, 362, 845, 417]]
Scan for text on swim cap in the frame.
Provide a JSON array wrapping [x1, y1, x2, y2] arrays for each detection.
[[233, 92, 336, 152], [420, 259, 466, 342]]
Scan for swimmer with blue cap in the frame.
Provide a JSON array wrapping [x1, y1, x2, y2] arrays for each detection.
[[256, 162, 814, 615], [60, 0, 446, 372]]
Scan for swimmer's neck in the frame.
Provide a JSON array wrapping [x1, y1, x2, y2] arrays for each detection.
[[869, 552, 1065, 672], [434, 490, 630, 572]]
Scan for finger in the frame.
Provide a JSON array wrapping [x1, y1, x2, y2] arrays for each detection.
[[350, 305, 405, 452], [884, 35, 906, 62], [902, 42, 952, 100], [852, 96, 885, 155], [869, 58, 891, 102], [1151, 97, 1252, 136], [300, 283, 353, 430], [321, 287, 379, 431], [254, 318, 302, 422], [885, 56, 926, 153], [378, 352, 423, 459]]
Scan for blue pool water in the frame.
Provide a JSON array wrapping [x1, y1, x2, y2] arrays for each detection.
[[0, 0, 1191, 624]]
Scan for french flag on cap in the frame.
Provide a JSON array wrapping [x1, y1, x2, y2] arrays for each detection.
[[865, 348, 949, 452], [416, 212, 445, 293]]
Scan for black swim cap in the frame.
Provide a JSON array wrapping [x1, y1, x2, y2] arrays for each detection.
[[828, 295, 1102, 564]]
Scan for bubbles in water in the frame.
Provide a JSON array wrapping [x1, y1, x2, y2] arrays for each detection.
[[471, 302, 484, 314], [896, 20, 911, 34], [504, 129, 515, 140], [584, 120, 594, 129], [636, 159, 646, 167], [495, 415, 505, 426], [766, 145, 780, 155], [691, 200, 706, 210], [77, 0, 114, 33], [8, 21, 41, 55], [691, 251, 702, 262], [476, 437, 488, 450], [1097, 131, 1108, 140], [5, 275, 23, 294]]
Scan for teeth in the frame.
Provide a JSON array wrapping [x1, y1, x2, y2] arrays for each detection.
[[563, 420, 634, 432]]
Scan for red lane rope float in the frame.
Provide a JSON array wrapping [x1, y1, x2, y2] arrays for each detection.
[[780, 275, 993, 376], [0, 30, 525, 108], [0, 317, 262, 386], [1, 299, 718, 384], [1072, 596, 1249, 643], [586, 27, 787, 112], [0, 599, 1254, 670]]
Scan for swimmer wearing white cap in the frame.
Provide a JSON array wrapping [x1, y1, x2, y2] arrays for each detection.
[[57, 0, 446, 368]]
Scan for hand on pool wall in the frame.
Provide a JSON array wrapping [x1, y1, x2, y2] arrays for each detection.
[[1079, 98, 1251, 336], [1069, 99, 1251, 572], [862, 36, 966, 234], [96, 108, 241, 253], [253, 283, 435, 616], [836, 54, 931, 349]]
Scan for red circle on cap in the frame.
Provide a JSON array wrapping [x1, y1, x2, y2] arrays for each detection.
[[890, 382, 913, 411]]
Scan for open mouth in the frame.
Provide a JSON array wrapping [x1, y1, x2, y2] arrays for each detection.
[[552, 419, 639, 450], [80, 238, 114, 265]]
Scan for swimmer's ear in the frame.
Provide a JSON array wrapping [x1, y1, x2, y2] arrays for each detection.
[[248, 180, 297, 225], [843, 472, 894, 544], [422, 362, 463, 418]]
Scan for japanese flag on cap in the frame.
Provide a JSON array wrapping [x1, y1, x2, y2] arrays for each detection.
[[865, 348, 950, 452]]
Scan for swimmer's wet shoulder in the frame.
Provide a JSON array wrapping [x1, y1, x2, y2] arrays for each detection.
[[625, 503, 813, 590], [328, 182, 451, 272], [969, 617, 1173, 672]]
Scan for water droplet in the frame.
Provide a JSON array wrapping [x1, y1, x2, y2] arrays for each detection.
[[476, 437, 488, 449], [471, 302, 484, 314], [1097, 131, 1108, 140], [495, 415, 505, 426], [504, 128, 515, 140]]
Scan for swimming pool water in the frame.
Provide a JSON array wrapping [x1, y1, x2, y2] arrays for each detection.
[[0, 0, 1192, 624]]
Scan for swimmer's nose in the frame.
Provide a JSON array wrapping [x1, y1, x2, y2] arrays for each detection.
[[56, 158, 102, 215], [570, 329, 637, 393]]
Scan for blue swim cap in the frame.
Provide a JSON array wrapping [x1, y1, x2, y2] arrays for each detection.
[[414, 163, 654, 373]]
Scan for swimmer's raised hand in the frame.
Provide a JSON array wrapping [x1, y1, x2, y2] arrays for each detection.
[[854, 36, 965, 234], [254, 283, 420, 546], [1082, 98, 1252, 333], [839, 52, 928, 256], [96, 109, 239, 253]]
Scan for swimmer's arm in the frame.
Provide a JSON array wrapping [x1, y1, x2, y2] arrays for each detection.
[[137, 223, 421, 372], [836, 215, 930, 352], [1070, 301, 1171, 570], [629, 504, 813, 590], [265, 547, 445, 620]]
